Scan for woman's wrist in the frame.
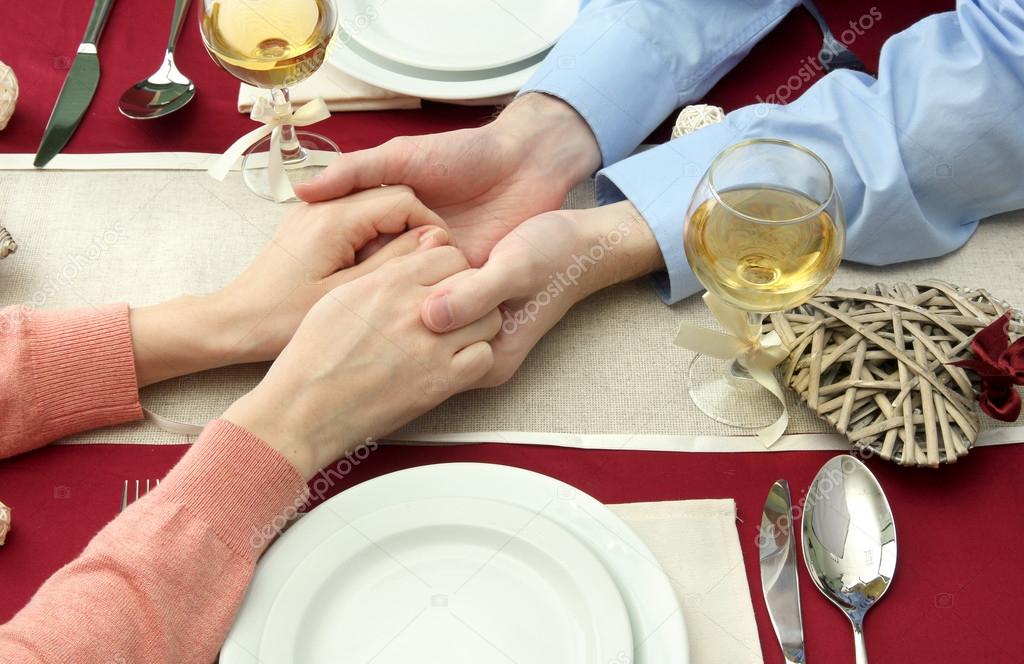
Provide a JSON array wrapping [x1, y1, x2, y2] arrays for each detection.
[[493, 92, 602, 195], [222, 390, 323, 480], [130, 293, 252, 388]]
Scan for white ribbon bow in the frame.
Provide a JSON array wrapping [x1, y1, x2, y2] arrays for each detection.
[[208, 96, 331, 202], [674, 292, 791, 447]]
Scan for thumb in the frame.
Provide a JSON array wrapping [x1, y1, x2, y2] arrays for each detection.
[[295, 139, 414, 202], [421, 261, 519, 332]]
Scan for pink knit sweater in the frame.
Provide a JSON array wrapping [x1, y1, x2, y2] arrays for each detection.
[[0, 304, 308, 663]]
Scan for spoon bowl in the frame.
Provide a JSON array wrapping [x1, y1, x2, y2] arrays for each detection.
[[802, 455, 896, 664], [118, 0, 194, 120], [118, 56, 195, 119]]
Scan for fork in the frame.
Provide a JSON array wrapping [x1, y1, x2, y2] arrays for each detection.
[[120, 479, 161, 512], [802, 0, 869, 74]]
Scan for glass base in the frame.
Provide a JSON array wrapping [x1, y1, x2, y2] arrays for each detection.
[[686, 353, 783, 430], [240, 131, 340, 202]]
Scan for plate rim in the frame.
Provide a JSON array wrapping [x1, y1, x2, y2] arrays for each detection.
[[221, 462, 689, 664], [325, 28, 544, 100], [255, 495, 633, 662], [337, 0, 577, 72]]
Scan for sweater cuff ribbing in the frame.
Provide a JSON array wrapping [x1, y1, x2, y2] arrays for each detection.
[[27, 304, 144, 441], [158, 419, 310, 562]]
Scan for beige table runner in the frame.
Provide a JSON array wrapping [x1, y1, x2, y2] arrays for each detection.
[[1, 169, 1022, 448]]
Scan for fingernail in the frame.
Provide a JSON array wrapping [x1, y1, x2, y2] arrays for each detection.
[[417, 228, 447, 249], [298, 174, 323, 188], [425, 294, 454, 331]]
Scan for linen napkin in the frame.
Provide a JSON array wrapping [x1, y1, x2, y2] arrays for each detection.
[[610, 499, 763, 664], [237, 65, 421, 113]]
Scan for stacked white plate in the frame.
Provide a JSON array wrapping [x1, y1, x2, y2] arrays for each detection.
[[327, 0, 579, 100], [220, 463, 689, 663]]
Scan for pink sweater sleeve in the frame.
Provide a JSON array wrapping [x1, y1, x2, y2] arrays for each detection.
[[0, 304, 143, 458], [0, 419, 309, 663]]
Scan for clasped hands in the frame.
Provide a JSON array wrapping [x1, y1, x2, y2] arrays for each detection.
[[132, 94, 662, 479]]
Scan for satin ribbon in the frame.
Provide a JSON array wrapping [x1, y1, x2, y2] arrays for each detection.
[[951, 311, 1024, 421], [144, 408, 205, 436], [207, 96, 331, 202], [674, 292, 791, 447]]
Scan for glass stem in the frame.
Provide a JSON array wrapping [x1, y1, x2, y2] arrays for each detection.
[[726, 311, 766, 382], [271, 87, 306, 164]]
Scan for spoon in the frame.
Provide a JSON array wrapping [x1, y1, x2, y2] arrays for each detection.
[[801, 455, 897, 664], [118, 0, 195, 119]]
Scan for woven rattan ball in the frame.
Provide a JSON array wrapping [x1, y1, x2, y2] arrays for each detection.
[[0, 61, 17, 131], [768, 280, 1023, 467]]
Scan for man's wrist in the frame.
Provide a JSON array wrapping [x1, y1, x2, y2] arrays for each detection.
[[493, 92, 602, 192], [565, 201, 665, 297]]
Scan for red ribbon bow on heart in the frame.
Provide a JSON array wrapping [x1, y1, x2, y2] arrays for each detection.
[[951, 312, 1024, 421]]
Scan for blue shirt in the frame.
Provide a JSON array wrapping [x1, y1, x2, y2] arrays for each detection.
[[520, 0, 1024, 303]]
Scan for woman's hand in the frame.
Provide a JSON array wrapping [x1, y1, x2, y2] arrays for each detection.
[[223, 246, 500, 478], [130, 186, 451, 387], [420, 202, 664, 388]]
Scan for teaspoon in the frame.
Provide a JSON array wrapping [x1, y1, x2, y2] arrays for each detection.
[[118, 0, 195, 119], [802, 455, 897, 664]]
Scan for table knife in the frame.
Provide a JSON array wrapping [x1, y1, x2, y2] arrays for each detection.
[[759, 479, 806, 664], [34, 0, 117, 167]]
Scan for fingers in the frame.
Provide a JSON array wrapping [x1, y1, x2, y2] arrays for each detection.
[[447, 341, 495, 392], [421, 262, 516, 333], [354, 233, 396, 263], [328, 226, 449, 287], [392, 245, 471, 286], [294, 138, 418, 202], [320, 185, 451, 249], [443, 307, 502, 351]]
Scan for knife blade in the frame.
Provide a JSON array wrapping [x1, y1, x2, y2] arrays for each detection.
[[34, 0, 117, 167], [759, 479, 806, 664]]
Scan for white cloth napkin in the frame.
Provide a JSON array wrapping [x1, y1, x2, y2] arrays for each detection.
[[237, 66, 421, 113], [237, 65, 516, 113], [610, 499, 764, 664]]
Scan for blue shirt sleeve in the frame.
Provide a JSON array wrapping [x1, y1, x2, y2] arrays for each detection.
[[597, 0, 1024, 304], [518, 0, 799, 166]]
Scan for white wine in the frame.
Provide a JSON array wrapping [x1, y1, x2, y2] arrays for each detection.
[[685, 186, 843, 313], [201, 0, 336, 89]]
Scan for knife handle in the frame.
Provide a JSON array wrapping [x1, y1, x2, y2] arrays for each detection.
[[82, 0, 116, 46]]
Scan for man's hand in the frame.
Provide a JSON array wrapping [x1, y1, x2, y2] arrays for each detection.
[[419, 201, 665, 388], [294, 93, 602, 266]]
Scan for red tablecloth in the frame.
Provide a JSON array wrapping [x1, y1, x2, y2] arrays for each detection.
[[10, 0, 1017, 662], [1, 442, 1022, 663]]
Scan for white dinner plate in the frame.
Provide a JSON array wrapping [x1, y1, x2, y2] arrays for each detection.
[[338, 0, 577, 72], [326, 28, 546, 100], [255, 497, 631, 663], [220, 463, 689, 664]]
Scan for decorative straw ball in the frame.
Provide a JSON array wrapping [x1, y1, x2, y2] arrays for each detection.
[[0, 500, 10, 546], [0, 61, 17, 131], [672, 104, 725, 138]]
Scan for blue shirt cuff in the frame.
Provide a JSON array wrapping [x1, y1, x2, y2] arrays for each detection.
[[596, 120, 744, 304], [519, 10, 679, 166]]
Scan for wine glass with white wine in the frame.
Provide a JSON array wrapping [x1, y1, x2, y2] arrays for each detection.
[[200, 0, 339, 200], [683, 139, 846, 429]]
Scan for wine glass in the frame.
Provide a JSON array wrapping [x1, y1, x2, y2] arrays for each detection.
[[199, 0, 340, 200], [683, 139, 846, 429]]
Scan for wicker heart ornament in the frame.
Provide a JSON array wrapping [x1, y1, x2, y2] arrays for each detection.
[[768, 280, 1022, 467]]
